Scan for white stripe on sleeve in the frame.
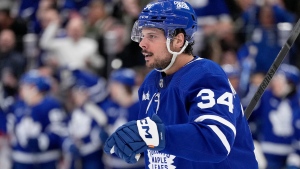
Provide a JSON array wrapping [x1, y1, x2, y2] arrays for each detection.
[[208, 125, 231, 154], [194, 115, 236, 136]]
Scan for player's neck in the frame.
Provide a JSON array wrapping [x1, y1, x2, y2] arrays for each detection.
[[164, 53, 194, 75]]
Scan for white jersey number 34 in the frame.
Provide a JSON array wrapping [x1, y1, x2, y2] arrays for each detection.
[[197, 89, 234, 113]]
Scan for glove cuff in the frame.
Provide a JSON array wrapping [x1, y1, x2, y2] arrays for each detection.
[[152, 120, 165, 151], [137, 115, 165, 151]]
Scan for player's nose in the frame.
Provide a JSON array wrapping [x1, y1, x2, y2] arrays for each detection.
[[139, 37, 148, 50]]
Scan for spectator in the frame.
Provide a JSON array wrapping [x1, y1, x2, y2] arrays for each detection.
[[0, 29, 27, 98], [85, 0, 126, 78], [37, 8, 66, 68], [186, 0, 234, 61], [39, 8, 62, 34], [235, 0, 296, 44], [109, 0, 146, 69], [36, 0, 59, 34], [85, 0, 124, 47], [186, 0, 233, 36], [117, 0, 142, 44], [0, 7, 28, 53], [236, 3, 295, 96], [40, 16, 105, 73]]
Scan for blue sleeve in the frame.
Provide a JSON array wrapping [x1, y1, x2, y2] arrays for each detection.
[[272, 5, 296, 23], [127, 102, 141, 121], [163, 72, 238, 162], [0, 108, 6, 134], [41, 100, 69, 149]]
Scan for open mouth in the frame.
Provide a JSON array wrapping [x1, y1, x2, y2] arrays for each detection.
[[142, 51, 153, 58]]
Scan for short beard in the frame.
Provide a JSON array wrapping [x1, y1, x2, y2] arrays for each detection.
[[148, 54, 172, 70]]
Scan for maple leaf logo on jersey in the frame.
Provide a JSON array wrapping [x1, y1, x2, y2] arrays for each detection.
[[143, 91, 150, 101]]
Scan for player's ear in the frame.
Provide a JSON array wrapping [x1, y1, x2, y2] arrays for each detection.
[[172, 33, 185, 50]]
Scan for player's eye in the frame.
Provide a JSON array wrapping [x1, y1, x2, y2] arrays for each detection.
[[147, 34, 157, 40], [139, 34, 158, 42]]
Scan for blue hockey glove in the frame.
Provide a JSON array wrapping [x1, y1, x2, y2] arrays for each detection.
[[63, 138, 81, 158], [104, 114, 165, 163], [26, 134, 49, 152], [26, 138, 40, 152], [68, 143, 80, 158]]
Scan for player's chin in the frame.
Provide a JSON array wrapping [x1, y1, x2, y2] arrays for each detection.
[[145, 62, 155, 69]]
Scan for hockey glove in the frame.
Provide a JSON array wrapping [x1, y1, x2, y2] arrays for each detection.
[[104, 114, 165, 163], [62, 138, 81, 158], [26, 134, 49, 152], [68, 143, 81, 158], [26, 138, 40, 152]]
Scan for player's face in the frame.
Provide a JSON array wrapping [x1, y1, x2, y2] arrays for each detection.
[[71, 88, 88, 107], [271, 74, 290, 97], [139, 28, 172, 69], [109, 82, 128, 104], [19, 84, 39, 104]]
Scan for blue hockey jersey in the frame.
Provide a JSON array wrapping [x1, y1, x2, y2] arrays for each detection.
[[250, 90, 300, 156], [103, 98, 140, 134], [68, 102, 107, 156], [289, 109, 300, 168], [66, 101, 108, 169], [9, 96, 67, 165], [138, 57, 258, 169]]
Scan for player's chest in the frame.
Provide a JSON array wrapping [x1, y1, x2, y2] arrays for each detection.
[[139, 83, 187, 122]]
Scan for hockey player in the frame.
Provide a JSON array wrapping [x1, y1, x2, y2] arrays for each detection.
[[221, 64, 241, 96], [0, 107, 11, 169], [103, 68, 140, 135], [286, 111, 300, 169], [8, 69, 68, 169], [102, 68, 145, 169], [104, 0, 258, 168], [64, 69, 108, 169], [249, 63, 300, 169]]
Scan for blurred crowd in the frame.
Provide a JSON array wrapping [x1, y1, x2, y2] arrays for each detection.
[[1, 0, 300, 169]]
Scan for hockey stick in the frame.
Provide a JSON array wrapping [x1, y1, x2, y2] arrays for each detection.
[[245, 18, 300, 120]]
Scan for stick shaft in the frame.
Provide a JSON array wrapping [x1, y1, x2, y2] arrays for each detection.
[[245, 19, 300, 120]]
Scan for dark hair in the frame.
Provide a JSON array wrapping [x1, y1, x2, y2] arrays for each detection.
[[0, 9, 10, 17], [172, 28, 194, 55]]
